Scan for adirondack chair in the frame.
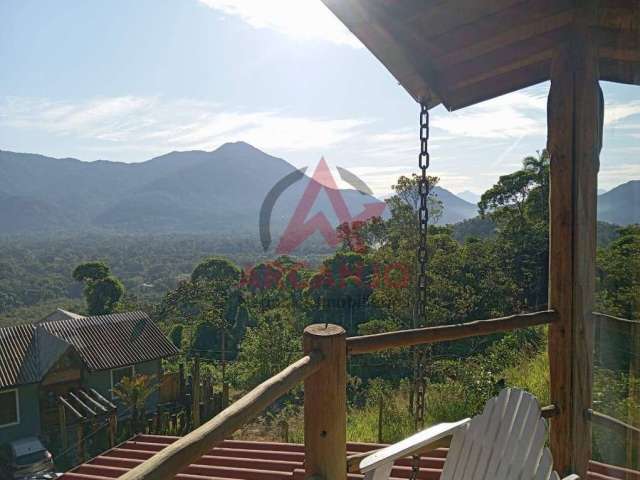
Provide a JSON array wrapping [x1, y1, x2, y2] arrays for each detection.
[[359, 388, 579, 480]]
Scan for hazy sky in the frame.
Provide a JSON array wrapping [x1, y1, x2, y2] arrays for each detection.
[[1, 0, 639, 195]]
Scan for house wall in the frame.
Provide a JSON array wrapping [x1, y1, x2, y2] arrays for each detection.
[[84, 359, 162, 415], [0, 384, 41, 446]]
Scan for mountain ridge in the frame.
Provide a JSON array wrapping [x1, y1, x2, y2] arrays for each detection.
[[1, 144, 637, 238]]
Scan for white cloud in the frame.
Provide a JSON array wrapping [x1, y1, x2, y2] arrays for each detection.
[[198, 0, 361, 48], [604, 101, 640, 126], [599, 162, 640, 189], [0, 96, 368, 154], [432, 91, 547, 139]]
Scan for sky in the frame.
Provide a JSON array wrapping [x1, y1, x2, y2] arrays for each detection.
[[1, 0, 639, 196]]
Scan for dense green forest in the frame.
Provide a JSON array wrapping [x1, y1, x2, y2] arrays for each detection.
[[1, 150, 638, 467]]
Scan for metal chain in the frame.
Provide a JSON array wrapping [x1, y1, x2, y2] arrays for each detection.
[[410, 101, 430, 480]]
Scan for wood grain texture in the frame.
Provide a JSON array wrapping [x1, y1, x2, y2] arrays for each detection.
[[303, 324, 347, 480], [117, 352, 324, 480], [360, 389, 570, 480], [347, 310, 556, 355], [320, 0, 640, 112], [547, 9, 602, 475]]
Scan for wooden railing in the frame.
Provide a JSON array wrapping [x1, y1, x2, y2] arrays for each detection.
[[347, 310, 557, 355], [119, 350, 326, 480], [116, 309, 561, 480]]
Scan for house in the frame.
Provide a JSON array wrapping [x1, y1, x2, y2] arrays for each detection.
[[0, 310, 179, 447]]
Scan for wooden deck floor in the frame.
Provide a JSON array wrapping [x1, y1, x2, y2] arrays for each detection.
[[61, 434, 640, 480]]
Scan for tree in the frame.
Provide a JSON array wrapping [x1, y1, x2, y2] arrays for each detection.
[[84, 276, 125, 315], [72, 261, 110, 282], [234, 308, 301, 388], [191, 256, 241, 285], [112, 374, 157, 433], [304, 251, 374, 334], [169, 324, 184, 349], [478, 150, 550, 310], [190, 321, 220, 354], [72, 261, 124, 315], [597, 225, 640, 319]]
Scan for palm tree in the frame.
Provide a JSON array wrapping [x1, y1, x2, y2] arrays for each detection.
[[112, 374, 157, 433]]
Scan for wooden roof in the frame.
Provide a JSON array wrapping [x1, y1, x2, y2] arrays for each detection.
[[321, 0, 640, 110]]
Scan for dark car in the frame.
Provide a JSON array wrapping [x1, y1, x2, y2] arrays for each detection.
[[0, 437, 55, 480]]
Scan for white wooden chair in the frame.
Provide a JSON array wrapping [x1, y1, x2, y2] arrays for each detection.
[[359, 388, 579, 480]]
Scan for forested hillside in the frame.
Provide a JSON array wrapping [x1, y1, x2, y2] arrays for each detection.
[[1, 150, 637, 466]]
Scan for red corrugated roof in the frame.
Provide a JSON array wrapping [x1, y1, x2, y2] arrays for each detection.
[[61, 435, 640, 480], [0, 311, 179, 389]]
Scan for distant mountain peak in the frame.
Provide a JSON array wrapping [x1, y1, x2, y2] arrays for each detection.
[[214, 141, 265, 155], [456, 190, 480, 204]]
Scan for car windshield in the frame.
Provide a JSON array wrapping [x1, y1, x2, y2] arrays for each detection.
[[15, 450, 48, 466]]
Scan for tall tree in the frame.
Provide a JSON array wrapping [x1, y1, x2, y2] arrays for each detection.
[[72, 261, 124, 315]]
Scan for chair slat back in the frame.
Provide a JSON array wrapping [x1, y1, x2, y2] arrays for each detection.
[[441, 388, 561, 480]]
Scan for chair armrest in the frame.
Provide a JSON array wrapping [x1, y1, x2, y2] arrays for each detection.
[[359, 418, 470, 474]]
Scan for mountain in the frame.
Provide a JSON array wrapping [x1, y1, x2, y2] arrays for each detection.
[[431, 186, 479, 224], [3, 144, 635, 241], [598, 181, 640, 226], [0, 144, 384, 243], [456, 190, 480, 204]]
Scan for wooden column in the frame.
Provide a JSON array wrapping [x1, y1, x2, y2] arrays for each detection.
[[547, 32, 603, 477], [303, 324, 346, 480]]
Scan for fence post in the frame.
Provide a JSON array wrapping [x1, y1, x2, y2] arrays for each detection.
[[193, 355, 201, 428], [304, 324, 346, 480]]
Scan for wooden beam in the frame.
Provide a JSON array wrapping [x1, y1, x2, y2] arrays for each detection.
[[593, 312, 640, 326], [412, 0, 527, 40], [59, 396, 84, 420], [347, 310, 556, 355], [542, 404, 561, 419], [588, 409, 640, 437], [428, 0, 574, 55], [304, 324, 347, 480], [435, 10, 574, 68], [446, 59, 551, 111], [79, 390, 108, 414], [445, 48, 555, 92], [118, 352, 325, 480], [547, 14, 602, 475], [90, 387, 117, 410], [69, 391, 97, 417]]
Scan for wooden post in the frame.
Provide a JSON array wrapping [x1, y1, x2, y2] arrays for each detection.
[[77, 423, 85, 463], [58, 403, 67, 451], [222, 383, 229, 409], [378, 396, 384, 444], [193, 356, 201, 428], [547, 24, 602, 477], [108, 412, 116, 448], [303, 324, 346, 480], [627, 322, 640, 469], [179, 363, 185, 403], [221, 330, 227, 386]]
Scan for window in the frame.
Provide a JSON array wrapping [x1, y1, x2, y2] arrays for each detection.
[[0, 389, 19, 427], [111, 365, 135, 398]]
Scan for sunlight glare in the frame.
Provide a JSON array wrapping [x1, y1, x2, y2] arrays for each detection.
[[198, 0, 361, 47]]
